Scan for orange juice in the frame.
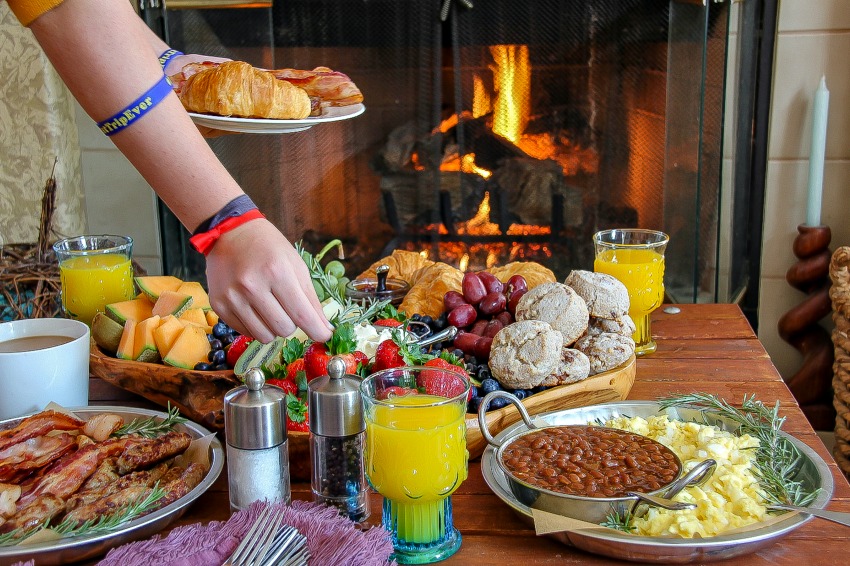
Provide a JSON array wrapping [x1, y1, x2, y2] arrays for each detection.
[[594, 248, 665, 353], [366, 394, 467, 545], [59, 253, 134, 325]]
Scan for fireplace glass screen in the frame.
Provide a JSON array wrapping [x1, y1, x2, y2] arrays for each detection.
[[158, 0, 734, 304]]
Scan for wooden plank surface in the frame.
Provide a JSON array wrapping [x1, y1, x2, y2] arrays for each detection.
[[83, 304, 850, 564]]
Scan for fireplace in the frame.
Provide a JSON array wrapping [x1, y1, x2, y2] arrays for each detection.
[[156, 0, 759, 307]]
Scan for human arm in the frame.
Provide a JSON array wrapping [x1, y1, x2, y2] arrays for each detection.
[[26, 0, 332, 343]]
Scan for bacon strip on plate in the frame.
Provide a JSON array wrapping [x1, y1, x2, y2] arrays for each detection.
[[0, 411, 84, 452], [0, 433, 77, 483]]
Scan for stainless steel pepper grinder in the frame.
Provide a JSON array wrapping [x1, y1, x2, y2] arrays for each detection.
[[224, 367, 291, 512], [308, 356, 369, 522]]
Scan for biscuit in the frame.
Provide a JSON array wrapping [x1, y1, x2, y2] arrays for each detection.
[[574, 331, 635, 375], [586, 315, 636, 338], [515, 282, 588, 346], [565, 270, 629, 320], [538, 348, 591, 387], [489, 320, 564, 389]]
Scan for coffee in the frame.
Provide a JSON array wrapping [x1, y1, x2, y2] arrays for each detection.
[[0, 335, 75, 354]]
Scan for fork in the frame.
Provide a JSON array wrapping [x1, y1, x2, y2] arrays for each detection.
[[222, 506, 285, 566]]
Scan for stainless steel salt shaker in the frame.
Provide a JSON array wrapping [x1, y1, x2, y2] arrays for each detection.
[[224, 368, 290, 512], [308, 356, 369, 522]]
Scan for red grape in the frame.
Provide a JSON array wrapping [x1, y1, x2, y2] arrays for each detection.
[[462, 272, 487, 304], [507, 288, 527, 315], [495, 311, 514, 326], [479, 291, 507, 315], [444, 290, 468, 311], [506, 274, 528, 294], [453, 331, 479, 354], [470, 319, 489, 336], [478, 271, 504, 294], [483, 319, 504, 338], [447, 304, 477, 328], [472, 336, 494, 360]]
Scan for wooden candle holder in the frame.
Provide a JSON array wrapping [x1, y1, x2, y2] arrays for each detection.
[[778, 224, 835, 430]]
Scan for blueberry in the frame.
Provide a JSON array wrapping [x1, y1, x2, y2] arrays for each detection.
[[430, 344, 442, 354], [433, 315, 447, 331], [207, 350, 216, 362], [213, 363, 228, 371], [209, 339, 223, 351], [212, 349, 226, 365], [489, 397, 509, 410], [524, 389, 535, 398], [465, 363, 476, 373], [421, 315, 433, 326], [207, 333, 216, 343], [452, 348, 464, 358], [531, 385, 549, 394], [476, 367, 491, 380], [468, 397, 481, 413], [411, 313, 422, 322], [222, 334, 235, 346], [512, 389, 527, 400], [194, 362, 212, 371], [480, 378, 500, 394], [212, 322, 229, 338], [470, 385, 481, 399]]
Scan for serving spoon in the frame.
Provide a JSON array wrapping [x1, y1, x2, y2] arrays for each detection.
[[768, 504, 850, 528]]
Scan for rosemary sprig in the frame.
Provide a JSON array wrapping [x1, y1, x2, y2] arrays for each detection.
[[0, 484, 166, 547], [601, 508, 636, 533], [658, 393, 819, 506], [112, 403, 186, 438]]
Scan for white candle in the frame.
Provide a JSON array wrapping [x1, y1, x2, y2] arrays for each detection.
[[806, 76, 829, 226]]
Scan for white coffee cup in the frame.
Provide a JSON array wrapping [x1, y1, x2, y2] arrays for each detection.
[[0, 318, 90, 420]]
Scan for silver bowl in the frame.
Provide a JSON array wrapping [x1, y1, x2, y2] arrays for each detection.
[[480, 400, 835, 563], [0, 406, 224, 566], [479, 392, 715, 524]]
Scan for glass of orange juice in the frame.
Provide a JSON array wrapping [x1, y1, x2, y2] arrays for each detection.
[[53, 235, 135, 326], [593, 229, 669, 356], [361, 367, 470, 564]]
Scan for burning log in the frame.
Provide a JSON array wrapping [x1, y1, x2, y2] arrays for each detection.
[[490, 158, 582, 228]]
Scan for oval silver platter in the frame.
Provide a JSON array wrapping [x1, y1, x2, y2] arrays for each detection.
[[0, 406, 224, 566], [480, 401, 835, 563]]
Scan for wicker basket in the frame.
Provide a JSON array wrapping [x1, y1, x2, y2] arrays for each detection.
[[829, 246, 850, 478]]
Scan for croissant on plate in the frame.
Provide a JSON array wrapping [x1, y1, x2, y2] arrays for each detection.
[[178, 61, 311, 119]]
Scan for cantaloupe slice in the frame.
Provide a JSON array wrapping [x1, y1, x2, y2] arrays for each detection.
[[135, 275, 183, 301], [154, 315, 185, 356], [106, 298, 154, 325], [91, 312, 124, 354], [163, 325, 211, 369], [151, 291, 193, 318], [116, 320, 137, 360], [179, 308, 208, 328], [205, 310, 220, 327], [133, 316, 161, 363], [176, 281, 211, 311]]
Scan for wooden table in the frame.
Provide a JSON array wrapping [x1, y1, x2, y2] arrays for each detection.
[[90, 304, 850, 564]]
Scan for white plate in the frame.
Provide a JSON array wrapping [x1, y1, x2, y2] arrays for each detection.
[[480, 401, 834, 563], [0, 406, 224, 566], [189, 103, 365, 134]]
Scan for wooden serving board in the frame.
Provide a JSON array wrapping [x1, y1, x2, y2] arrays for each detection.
[[464, 355, 636, 458]]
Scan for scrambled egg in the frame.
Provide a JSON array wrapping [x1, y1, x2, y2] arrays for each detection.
[[602, 414, 768, 537]]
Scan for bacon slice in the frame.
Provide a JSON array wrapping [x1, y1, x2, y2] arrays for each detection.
[[78, 458, 119, 493], [0, 411, 84, 452], [0, 493, 64, 534], [0, 433, 77, 483], [116, 431, 192, 475]]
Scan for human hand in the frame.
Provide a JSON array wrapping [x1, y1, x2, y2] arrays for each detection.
[[204, 219, 334, 344]]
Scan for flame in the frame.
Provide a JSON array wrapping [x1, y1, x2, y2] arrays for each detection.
[[490, 45, 530, 144], [459, 253, 469, 272], [473, 75, 491, 118]]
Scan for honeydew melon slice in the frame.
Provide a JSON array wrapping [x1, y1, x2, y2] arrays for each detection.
[[176, 281, 211, 311], [116, 320, 137, 360], [91, 312, 124, 354], [151, 291, 193, 318], [106, 298, 154, 325], [133, 315, 161, 363], [135, 275, 183, 301], [163, 325, 211, 370], [154, 315, 185, 356]]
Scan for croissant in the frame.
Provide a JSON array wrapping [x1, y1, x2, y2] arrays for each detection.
[[178, 61, 311, 119], [357, 250, 435, 285], [399, 263, 463, 319]]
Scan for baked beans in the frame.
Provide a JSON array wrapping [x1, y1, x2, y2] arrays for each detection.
[[501, 425, 679, 498]]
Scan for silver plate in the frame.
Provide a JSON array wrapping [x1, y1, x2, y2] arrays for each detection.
[[0, 406, 225, 566], [188, 103, 365, 134], [481, 401, 835, 563]]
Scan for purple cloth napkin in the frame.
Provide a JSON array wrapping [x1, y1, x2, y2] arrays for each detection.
[[96, 500, 395, 566]]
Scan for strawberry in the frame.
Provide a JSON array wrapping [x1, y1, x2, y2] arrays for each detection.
[[285, 392, 309, 433], [374, 318, 404, 328], [304, 342, 330, 380], [373, 330, 428, 373], [420, 357, 471, 400], [267, 378, 298, 396], [304, 324, 360, 380], [225, 335, 254, 368], [285, 358, 306, 382], [377, 386, 418, 400]]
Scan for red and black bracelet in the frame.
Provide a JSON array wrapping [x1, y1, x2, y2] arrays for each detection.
[[189, 195, 265, 255]]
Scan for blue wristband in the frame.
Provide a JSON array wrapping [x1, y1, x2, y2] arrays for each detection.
[[158, 49, 184, 69], [97, 75, 172, 137]]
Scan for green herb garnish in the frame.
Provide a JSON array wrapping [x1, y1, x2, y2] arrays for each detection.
[[658, 393, 820, 507], [601, 508, 636, 533], [112, 404, 186, 438]]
